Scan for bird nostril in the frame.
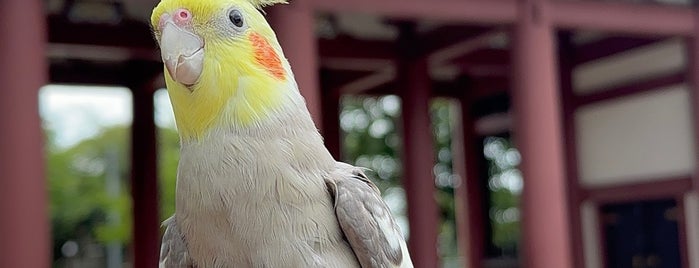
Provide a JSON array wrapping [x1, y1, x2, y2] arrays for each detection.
[[175, 9, 191, 22], [179, 11, 188, 19]]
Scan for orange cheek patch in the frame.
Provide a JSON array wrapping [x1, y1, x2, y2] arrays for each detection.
[[250, 32, 286, 80]]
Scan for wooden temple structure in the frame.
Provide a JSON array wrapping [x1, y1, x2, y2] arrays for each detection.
[[2, 0, 699, 267]]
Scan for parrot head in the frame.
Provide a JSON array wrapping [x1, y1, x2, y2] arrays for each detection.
[[150, 0, 294, 141]]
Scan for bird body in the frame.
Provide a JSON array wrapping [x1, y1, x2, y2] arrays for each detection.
[[173, 108, 358, 267], [151, 0, 413, 267]]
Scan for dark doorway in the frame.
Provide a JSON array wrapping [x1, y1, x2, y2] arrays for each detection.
[[601, 199, 681, 268]]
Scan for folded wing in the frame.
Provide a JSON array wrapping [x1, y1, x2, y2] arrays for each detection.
[[160, 215, 195, 268], [325, 162, 413, 268]]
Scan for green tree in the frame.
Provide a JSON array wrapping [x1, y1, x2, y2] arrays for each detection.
[[46, 125, 181, 265], [483, 136, 521, 256], [158, 127, 181, 221]]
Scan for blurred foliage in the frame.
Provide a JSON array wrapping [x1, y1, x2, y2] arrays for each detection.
[[339, 95, 461, 264], [340, 95, 402, 191], [157, 127, 180, 222], [341, 95, 522, 263], [47, 126, 130, 261], [46, 125, 180, 264], [483, 136, 521, 257]]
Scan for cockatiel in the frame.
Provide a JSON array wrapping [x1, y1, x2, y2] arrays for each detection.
[[150, 0, 414, 267]]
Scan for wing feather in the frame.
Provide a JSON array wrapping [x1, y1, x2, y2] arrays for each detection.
[[325, 162, 413, 268], [160, 215, 195, 268]]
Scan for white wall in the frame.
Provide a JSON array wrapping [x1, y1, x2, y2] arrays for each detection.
[[575, 86, 696, 187], [581, 202, 603, 268], [574, 39, 686, 94]]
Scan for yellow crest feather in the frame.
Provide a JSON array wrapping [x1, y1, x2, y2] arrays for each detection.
[[250, 0, 288, 8]]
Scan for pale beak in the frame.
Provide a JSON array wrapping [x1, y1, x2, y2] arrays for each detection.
[[159, 17, 204, 86]]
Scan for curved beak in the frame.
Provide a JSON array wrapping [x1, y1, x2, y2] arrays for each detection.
[[159, 17, 204, 86]]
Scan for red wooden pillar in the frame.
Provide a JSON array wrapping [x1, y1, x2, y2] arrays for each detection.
[[320, 70, 342, 159], [690, 10, 699, 195], [557, 32, 586, 268], [130, 80, 159, 268], [397, 23, 440, 268], [267, 1, 323, 128], [0, 1, 50, 267], [452, 82, 485, 268], [511, 0, 573, 267]]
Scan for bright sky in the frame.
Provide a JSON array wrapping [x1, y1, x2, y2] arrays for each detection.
[[40, 85, 175, 149]]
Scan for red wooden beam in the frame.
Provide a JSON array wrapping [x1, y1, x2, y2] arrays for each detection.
[[339, 49, 512, 96], [574, 71, 686, 108], [450, 48, 510, 78], [47, 15, 159, 63], [357, 76, 509, 99], [581, 176, 692, 204], [551, 1, 694, 36], [451, 48, 509, 66], [320, 69, 377, 89], [310, 0, 517, 24], [360, 82, 394, 96], [460, 65, 510, 79], [339, 68, 394, 94], [47, 15, 156, 49], [48, 43, 160, 62], [358, 79, 462, 97], [319, 26, 492, 61], [321, 32, 509, 93], [0, 1, 50, 267], [447, 37, 663, 77], [448, 36, 663, 71], [311, 0, 692, 36], [419, 25, 491, 55], [50, 60, 163, 86], [319, 36, 396, 60]]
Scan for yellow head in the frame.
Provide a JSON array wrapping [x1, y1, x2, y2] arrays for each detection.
[[151, 0, 292, 141]]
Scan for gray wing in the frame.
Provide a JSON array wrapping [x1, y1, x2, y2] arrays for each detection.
[[160, 215, 195, 268], [325, 162, 413, 268]]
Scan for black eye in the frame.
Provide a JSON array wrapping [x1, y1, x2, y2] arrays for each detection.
[[229, 10, 244, 27]]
